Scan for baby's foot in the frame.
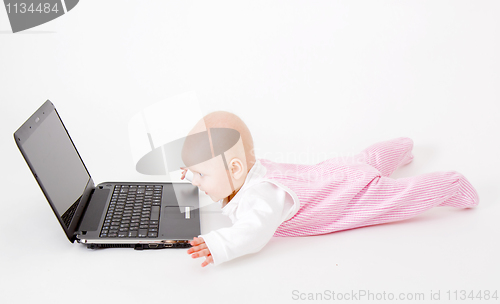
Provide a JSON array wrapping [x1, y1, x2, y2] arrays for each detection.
[[440, 172, 479, 208], [400, 151, 414, 166], [398, 137, 414, 167]]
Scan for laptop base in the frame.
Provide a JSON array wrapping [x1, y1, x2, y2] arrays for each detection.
[[85, 242, 192, 250]]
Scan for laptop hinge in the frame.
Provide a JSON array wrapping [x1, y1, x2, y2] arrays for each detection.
[[73, 187, 96, 238]]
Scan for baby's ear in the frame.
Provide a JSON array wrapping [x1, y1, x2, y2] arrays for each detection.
[[229, 158, 246, 180]]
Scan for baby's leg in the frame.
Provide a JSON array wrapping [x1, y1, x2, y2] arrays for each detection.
[[334, 171, 479, 231], [274, 170, 479, 237], [357, 137, 414, 177]]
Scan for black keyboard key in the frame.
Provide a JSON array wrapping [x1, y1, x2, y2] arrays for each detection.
[[138, 229, 148, 237]]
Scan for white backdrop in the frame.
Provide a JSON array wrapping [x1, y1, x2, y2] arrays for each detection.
[[1, 1, 499, 303]]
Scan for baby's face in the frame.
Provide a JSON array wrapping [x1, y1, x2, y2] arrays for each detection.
[[187, 155, 233, 202]]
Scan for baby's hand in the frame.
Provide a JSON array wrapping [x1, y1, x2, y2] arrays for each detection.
[[187, 237, 213, 267], [180, 167, 188, 180]]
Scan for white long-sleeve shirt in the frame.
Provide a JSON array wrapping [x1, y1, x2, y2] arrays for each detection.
[[200, 159, 300, 265]]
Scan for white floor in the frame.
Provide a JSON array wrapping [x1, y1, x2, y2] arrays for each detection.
[[1, 1, 499, 303]]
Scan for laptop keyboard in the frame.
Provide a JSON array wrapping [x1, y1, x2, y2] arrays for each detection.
[[100, 185, 162, 238]]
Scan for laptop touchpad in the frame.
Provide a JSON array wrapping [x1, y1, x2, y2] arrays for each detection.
[[160, 206, 199, 239]]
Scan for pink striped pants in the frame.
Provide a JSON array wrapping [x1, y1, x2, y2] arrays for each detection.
[[272, 138, 479, 236]]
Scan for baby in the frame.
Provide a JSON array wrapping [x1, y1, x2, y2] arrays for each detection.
[[180, 111, 479, 267]]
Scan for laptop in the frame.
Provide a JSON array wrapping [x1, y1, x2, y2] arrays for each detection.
[[14, 100, 200, 250]]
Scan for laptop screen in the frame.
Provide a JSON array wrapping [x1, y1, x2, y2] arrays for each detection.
[[20, 108, 90, 228]]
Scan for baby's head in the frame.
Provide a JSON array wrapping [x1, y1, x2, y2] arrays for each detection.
[[182, 111, 255, 202]]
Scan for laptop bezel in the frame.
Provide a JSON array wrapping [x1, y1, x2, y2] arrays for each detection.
[[14, 100, 95, 242]]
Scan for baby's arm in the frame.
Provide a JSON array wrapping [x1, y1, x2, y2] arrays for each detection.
[[192, 183, 288, 266]]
